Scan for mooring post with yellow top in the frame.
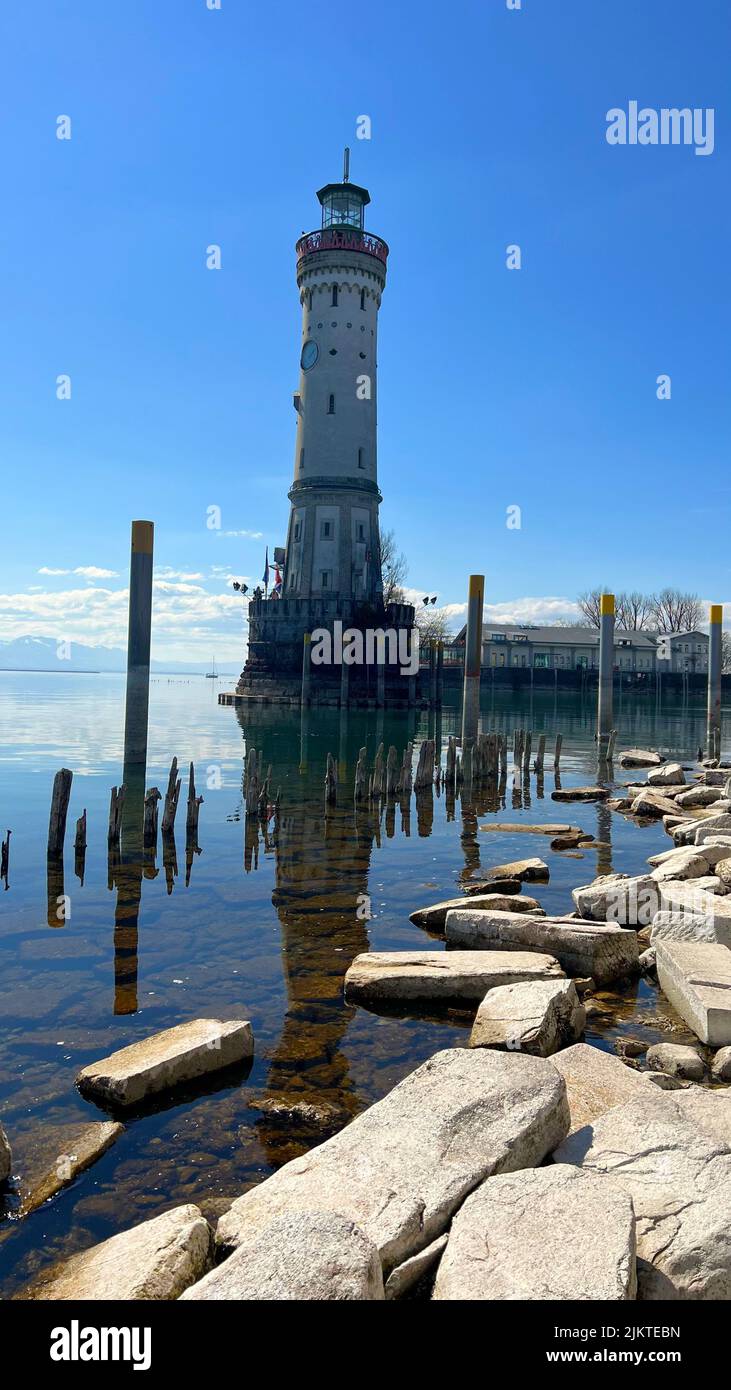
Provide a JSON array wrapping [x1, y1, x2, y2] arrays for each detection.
[[122, 520, 154, 788], [707, 604, 723, 759], [461, 575, 485, 747], [598, 592, 615, 758]]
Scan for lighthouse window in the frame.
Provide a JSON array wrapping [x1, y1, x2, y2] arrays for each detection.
[[299, 448, 305, 471], [321, 520, 332, 539], [360, 289, 366, 310], [357, 523, 365, 541], [331, 286, 338, 307], [293, 521, 301, 541], [327, 394, 335, 414], [357, 448, 365, 470], [320, 570, 331, 589]]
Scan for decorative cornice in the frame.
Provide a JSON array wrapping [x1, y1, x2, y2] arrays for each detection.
[[289, 475, 381, 501]]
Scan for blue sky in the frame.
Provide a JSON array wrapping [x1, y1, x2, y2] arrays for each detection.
[[1, 0, 728, 660]]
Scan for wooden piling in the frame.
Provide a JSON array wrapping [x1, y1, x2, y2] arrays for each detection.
[[162, 757, 181, 832], [122, 521, 154, 785], [522, 732, 532, 774], [74, 809, 87, 851], [1, 830, 11, 887], [186, 762, 204, 839], [386, 745, 398, 798], [47, 768, 73, 858], [107, 785, 125, 846], [354, 746, 368, 802], [534, 734, 546, 774], [325, 752, 338, 806], [554, 734, 563, 769], [143, 787, 161, 846]]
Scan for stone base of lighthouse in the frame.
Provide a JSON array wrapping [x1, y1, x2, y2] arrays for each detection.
[[233, 595, 417, 706]]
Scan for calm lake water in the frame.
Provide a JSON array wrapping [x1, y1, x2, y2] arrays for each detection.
[[0, 671, 725, 1295]]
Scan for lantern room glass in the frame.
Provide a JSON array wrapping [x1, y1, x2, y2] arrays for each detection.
[[321, 191, 365, 230]]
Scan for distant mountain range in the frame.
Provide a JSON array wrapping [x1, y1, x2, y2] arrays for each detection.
[[0, 636, 239, 676]]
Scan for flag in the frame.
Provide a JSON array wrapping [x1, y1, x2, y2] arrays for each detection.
[[262, 547, 269, 590], [272, 563, 282, 598]]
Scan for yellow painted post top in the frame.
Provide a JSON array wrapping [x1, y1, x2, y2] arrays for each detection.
[[710, 604, 723, 625], [303, 632, 311, 644], [469, 575, 485, 602], [600, 593, 615, 616], [131, 521, 154, 554]]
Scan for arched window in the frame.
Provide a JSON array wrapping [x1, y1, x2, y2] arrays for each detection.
[[331, 285, 338, 307], [360, 289, 366, 310], [328, 394, 335, 415]]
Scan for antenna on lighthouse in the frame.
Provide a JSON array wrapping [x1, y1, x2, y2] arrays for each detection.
[[343, 146, 350, 182]]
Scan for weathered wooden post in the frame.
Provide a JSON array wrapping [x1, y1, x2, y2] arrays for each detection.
[[1, 829, 10, 888], [534, 734, 546, 774], [461, 575, 484, 747], [707, 604, 723, 759], [325, 752, 337, 807], [301, 632, 311, 705], [598, 592, 615, 758], [386, 745, 398, 798], [107, 785, 125, 846], [143, 788, 161, 846], [522, 732, 532, 775], [554, 734, 563, 769], [186, 762, 204, 841], [354, 746, 368, 802], [162, 757, 181, 832], [47, 768, 73, 857], [122, 521, 154, 786]]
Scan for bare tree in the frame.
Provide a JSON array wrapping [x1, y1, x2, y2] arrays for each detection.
[[576, 589, 609, 628], [380, 528, 408, 605], [650, 589, 704, 634], [616, 591, 654, 631], [414, 606, 454, 644], [722, 631, 731, 675]]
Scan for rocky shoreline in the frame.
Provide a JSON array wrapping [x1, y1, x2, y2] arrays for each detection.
[[3, 748, 731, 1300]]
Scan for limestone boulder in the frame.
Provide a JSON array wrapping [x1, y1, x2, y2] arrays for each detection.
[[552, 786, 609, 802], [655, 939, 731, 1045], [675, 786, 724, 809], [651, 909, 722, 947], [409, 893, 542, 934], [15, 1120, 123, 1216], [343, 950, 563, 1010], [572, 873, 656, 926], [619, 750, 664, 767], [648, 847, 712, 881], [181, 1211, 384, 1301], [631, 790, 680, 819], [647, 763, 686, 786], [711, 1047, 731, 1081], [555, 1092, 731, 1299], [432, 1165, 636, 1301], [469, 978, 585, 1056], [644, 1042, 705, 1081], [478, 857, 550, 882], [445, 909, 639, 986], [384, 1235, 448, 1300], [76, 1018, 253, 1109], [549, 1042, 651, 1133], [23, 1204, 212, 1300], [216, 1049, 570, 1275], [718, 859, 731, 888]]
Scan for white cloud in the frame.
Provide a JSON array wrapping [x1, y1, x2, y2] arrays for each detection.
[[37, 565, 119, 580], [37, 567, 69, 575], [215, 529, 263, 539], [154, 567, 205, 582]]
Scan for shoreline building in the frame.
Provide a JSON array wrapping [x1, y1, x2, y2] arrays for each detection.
[[234, 154, 415, 706], [450, 622, 709, 675]]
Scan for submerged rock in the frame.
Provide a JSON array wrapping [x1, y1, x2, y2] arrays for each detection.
[[16, 1120, 123, 1216], [477, 857, 550, 882], [618, 749, 664, 768], [555, 1092, 731, 1299], [22, 1204, 212, 1300], [552, 787, 609, 802], [216, 1049, 570, 1275], [76, 1018, 254, 1109], [433, 1166, 636, 1301], [469, 978, 585, 1056], [343, 949, 563, 1010], [181, 1211, 384, 1301]]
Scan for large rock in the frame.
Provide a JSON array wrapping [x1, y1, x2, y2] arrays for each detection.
[[648, 847, 712, 881], [619, 749, 664, 767], [343, 950, 563, 1010], [0, 1121, 11, 1185], [469, 978, 585, 1056], [181, 1211, 384, 1301], [445, 910, 639, 986], [216, 1049, 570, 1274], [24, 1204, 212, 1300], [410, 893, 542, 933], [672, 818, 731, 847], [718, 859, 731, 888], [675, 786, 724, 809], [693, 816, 731, 846], [432, 1165, 636, 1301], [549, 1042, 651, 1133], [711, 1047, 731, 1081], [555, 1092, 731, 1299], [655, 939, 731, 1045], [630, 789, 680, 819], [572, 873, 657, 926], [651, 910, 720, 946], [656, 886, 731, 945], [645, 1042, 705, 1081], [648, 763, 686, 786], [76, 1018, 253, 1109], [15, 1120, 123, 1216], [552, 786, 609, 802], [477, 857, 550, 882]]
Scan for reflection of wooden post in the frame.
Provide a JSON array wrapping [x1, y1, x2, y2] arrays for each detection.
[[598, 592, 615, 758], [186, 762, 204, 839], [122, 521, 154, 785], [1, 829, 10, 888], [108, 785, 125, 845], [47, 768, 73, 857], [461, 575, 484, 746], [325, 752, 337, 807], [707, 604, 723, 759]]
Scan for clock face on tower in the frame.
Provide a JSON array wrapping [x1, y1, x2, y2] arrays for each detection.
[[301, 340, 319, 370]]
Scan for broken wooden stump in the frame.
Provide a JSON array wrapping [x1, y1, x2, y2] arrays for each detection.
[[47, 768, 73, 858]]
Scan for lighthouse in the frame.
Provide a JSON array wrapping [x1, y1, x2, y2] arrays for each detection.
[[235, 153, 415, 705]]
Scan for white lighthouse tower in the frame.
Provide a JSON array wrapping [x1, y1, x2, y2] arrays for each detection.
[[284, 150, 386, 604], [236, 154, 414, 704]]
